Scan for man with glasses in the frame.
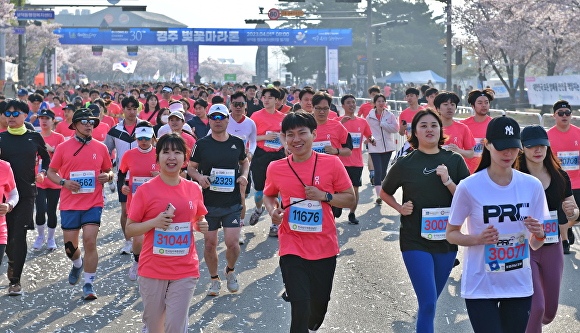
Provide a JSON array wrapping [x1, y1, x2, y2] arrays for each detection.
[[47, 109, 113, 300], [547, 100, 580, 254], [187, 99, 210, 139], [104, 96, 139, 255], [189, 104, 249, 296], [245, 84, 263, 117], [0, 99, 50, 296]]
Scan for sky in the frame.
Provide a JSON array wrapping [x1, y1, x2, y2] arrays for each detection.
[[31, 0, 449, 72]]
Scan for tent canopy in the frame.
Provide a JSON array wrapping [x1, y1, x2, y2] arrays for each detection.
[[377, 70, 446, 84]]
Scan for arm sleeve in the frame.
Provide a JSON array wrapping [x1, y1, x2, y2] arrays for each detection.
[[35, 135, 51, 171], [248, 121, 257, 154], [104, 133, 115, 154], [342, 133, 353, 150], [448, 182, 472, 225], [363, 121, 373, 139], [190, 143, 201, 163], [5, 187, 18, 208]]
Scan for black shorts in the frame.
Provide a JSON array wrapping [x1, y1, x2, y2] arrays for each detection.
[[250, 147, 285, 191], [279, 254, 337, 302], [345, 166, 363, 187], [117, 179, 127, 203], [205, 204, 243, 231]]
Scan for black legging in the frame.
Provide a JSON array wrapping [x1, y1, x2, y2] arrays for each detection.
[[290, 299, 329, 333], [6, 196, 35, 284], [370, 152, 393, 186], [466, 296, 532, 333], [35, 188, 61, 229]]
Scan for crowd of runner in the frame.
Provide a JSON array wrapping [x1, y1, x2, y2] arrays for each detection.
[[0, 80, 579, 333]]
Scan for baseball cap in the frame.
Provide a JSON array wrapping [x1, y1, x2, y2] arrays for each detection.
[[168, 111, 185, 121], [17, 88, 28, 96], [38, 109, 55, 119], [169, 101, 184, 113], [63, 104, 76, 111], [135, 126, 154, 139], [521, 125, 550, 148], [87, 104, 101, 116], [486, 115, 522, 151], [208, 104, 229, 117], [162, 86, 173, 93]]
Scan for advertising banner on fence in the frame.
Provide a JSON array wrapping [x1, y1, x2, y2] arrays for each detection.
[[526, 75, 580, 105], [483, 80, 510, 98]]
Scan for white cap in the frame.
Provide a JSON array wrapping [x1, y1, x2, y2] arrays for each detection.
[[208, 104, 229, 117], [169, 101, 184, 113], [135, 126, 154, 139], [168, 111, 185, 121]]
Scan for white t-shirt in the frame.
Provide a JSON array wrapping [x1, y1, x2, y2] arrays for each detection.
[[209, 115, 258, 154], [448, 169, 550, 299], [157, 123, 193, 138]]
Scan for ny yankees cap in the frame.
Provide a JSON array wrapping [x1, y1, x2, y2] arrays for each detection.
[[486, 115, 522, 151], [521, 125, 550, 148]]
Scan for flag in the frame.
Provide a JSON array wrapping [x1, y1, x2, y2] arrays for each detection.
[[153, 69, 160, 80], [112, 60, 138, 74]]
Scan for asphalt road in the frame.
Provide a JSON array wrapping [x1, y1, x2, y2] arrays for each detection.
[[1, 166, 580, 333]]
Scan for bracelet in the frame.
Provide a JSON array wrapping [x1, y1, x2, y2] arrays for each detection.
[[443, 176, 453, 186], [533, 233, 546, 241]]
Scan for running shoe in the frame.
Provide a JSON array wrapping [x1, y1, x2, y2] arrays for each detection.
[[8, 283, 22, 296], [223, 267, 239, 293], [348, 212, 359, 225], [32, 236, 45, 251], [238, 232, 245, 245], [128, 261, 139, 281], [248, 207, 264, 226], [375, 197, 382, 205], [47, 238, 57, 251], [453, 259, 460, 268], [83, 283, 98, 300], [207, 279, 221, 296], [563, 240, 571, 254], [120, 240, 133, 255], [68, 261, 83, 285], [269, 224, 279, 237], [109, 181, 116, 193]]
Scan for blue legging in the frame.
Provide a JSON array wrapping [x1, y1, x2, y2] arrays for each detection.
[[402, 250, 457, 333]]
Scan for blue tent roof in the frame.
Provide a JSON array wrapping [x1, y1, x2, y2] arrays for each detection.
[[378, 70, 446, 84]]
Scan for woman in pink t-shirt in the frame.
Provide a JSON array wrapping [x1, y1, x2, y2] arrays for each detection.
[[126, 133, 208, 333], [0, 160, 18, 265]]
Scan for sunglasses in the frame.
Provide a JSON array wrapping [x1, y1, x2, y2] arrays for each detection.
[[232, 101, 246, 108], [557, 111, 572, 117], [3, 111, 22, 117], [209, 114, 228, 121], [79, 119, 96, 126], [137, 137, 152, 141], [314, 106, 330, 111]]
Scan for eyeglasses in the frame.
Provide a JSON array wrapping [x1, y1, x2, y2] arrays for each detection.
[[209, 114, 228, 121], [314, 106, 330, 111], [3, 111, 22, 117], [557, 110, 572, 117], [137, 137, 152, 141], [79, 119, 96, 126], [232, 101, 246, 108]]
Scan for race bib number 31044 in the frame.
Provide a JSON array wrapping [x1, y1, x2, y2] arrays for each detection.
[[153, 222, 191, 256]]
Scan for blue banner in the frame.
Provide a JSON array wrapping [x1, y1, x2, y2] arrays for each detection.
[[55, 28, 352, 47], [15, 10, 55, 20]]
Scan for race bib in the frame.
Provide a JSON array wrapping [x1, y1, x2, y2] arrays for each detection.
[[288, 197, 322, 233], [70, 170, 95, 194], [210, 168, 235, 192], [473, 138, 484, 158], [543, 210, 559, 244], [264, 131, 282, 150], [153, 222, 191, 256], [484, 231, 529, 273], [421, 207, 450, 240], [557, 151, 579, 171], [132, 176, 153, 194], [312, 141, 331, 154], [350, 133, 362, 149]]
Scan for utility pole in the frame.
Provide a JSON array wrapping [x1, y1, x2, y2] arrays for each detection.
[[366, 0, 373, 86], [18, 0, 27, 86], [444, 0, 452, 90]]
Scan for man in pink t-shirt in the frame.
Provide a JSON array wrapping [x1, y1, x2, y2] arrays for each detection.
[[460, 89, 493, 173], [398, 87, 425, 137], [434, 92, 475, 165], [357, 85, 381, 118]]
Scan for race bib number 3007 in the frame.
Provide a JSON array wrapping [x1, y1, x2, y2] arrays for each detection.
[[484, 231, 529, 273], [421, 207, 450, 240]]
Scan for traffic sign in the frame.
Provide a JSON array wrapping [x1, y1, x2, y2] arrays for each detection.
[[281, 10, 305, 16], [268, 8, 281, 20], [15, 10, 55, 20], [13, 27, 25, 34], [224, 74, 237, 81]]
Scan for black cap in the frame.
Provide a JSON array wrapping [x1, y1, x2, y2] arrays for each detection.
[[521, 125, 550, 148], [486, 115, 522, 150], [63, 104, 76, 111], [38, 109, 55, 119], [69, 108, 100, 129], [87, 103, 100, 116]]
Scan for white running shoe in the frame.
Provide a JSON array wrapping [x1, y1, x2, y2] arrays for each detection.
[[269, 224, 279, 237], [223, 267, 239, 293], [108, 181, 116, 193], [120, 240, 133, 255], [33, 236, 45, 250], [207, 279, 221, 296], [128, 261, 139, 281], [239, 232, 245, 245], [47, 238, 57, 251]]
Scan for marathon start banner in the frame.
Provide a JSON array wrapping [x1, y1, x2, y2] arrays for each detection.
[[54, 28, 353, 47], [526, 75, 580, 106]]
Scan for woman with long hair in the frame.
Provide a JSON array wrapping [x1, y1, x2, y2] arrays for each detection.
[[381, 108, 470, 333], [447, 116, 549, 333], [516, 125, 578, 332], [139, 94, 161, 125]]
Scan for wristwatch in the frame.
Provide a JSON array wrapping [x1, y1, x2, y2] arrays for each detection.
[[323, 192, 333, 203], [59, 179, 66, 186]]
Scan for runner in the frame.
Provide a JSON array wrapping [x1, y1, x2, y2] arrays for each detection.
[[157, 102, 193, 138], [547, 100, 580, 254], [125, 133, 208, 332], [119, 121, 159, 281], [47, 109, 113, 300], [159, 86, 173, 109], [447, 116, 549, 333], [138, 94, 160, 125], [33, 109, 65, 251], [104, 96, 139, 255], [187, 99, 210, 139], [0, 99, 50, 296], [398, 87, 424, 136], [424, 87, 439, 109], [338, 94, 375, 224], [357, 85, 381, 118], [460, 88, 494, 173], [263, 111, 355, 333], [153, 107, 170, 137], [291, 87, 315, 113], [189, 104, 249, 296], [434, 91, 476, 163], [381, 108, 470, 333], [516, 125, 579, 332], [366, 93, 398, 205], [0, 159, 18, 269], [55, 104, 76, 140], [247, 87, 286, 236]]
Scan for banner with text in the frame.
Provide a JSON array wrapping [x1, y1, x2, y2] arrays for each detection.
[[526, 75, 580, 105]]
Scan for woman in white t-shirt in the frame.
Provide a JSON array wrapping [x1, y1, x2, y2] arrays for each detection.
[[446, 116, 549, 333]]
